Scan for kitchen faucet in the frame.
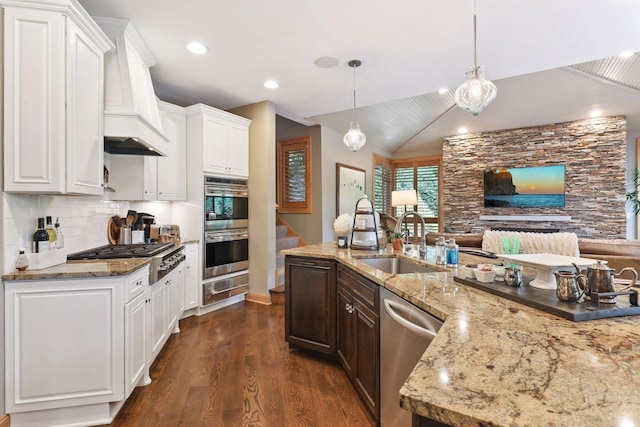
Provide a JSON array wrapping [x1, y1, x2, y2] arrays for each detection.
[[394, 211, 426, 259]]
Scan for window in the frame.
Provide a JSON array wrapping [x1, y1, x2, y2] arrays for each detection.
[[373, 154, 392, 214], [374, 155, 442, 237], [277, 136, 311, 213]]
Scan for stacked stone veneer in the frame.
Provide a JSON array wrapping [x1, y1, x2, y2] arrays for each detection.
[[442, 116, 626, 238]]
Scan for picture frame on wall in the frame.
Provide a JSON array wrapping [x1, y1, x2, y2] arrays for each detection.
[[336, 163, 366, 217]]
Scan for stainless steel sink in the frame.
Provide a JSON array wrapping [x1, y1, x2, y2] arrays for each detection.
[[357, 257, 436, 274]]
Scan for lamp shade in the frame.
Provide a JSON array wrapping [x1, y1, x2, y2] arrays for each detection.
[[391, 190, 418, 207]]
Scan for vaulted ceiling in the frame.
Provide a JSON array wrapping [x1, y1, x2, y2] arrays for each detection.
[[78, 0, 640, 155]]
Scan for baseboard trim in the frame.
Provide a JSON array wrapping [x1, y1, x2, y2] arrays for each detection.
[[0, 414, 9, 427], [245, 292, 271, 305]]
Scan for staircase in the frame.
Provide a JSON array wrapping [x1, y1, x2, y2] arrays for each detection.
[[270, 217, 307, 304]]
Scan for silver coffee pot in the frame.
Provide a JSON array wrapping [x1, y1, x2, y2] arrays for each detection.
[[585, 260, 638, 304], [554, 263, 586, 303]]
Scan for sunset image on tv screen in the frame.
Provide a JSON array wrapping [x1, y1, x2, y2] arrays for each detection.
[[483, 165, 565, 208]]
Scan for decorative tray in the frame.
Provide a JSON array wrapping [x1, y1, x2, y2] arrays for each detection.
[[454, 275, 640, 322]]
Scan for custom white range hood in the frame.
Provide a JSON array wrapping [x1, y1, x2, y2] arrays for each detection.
[[93, 17, 168, 156]]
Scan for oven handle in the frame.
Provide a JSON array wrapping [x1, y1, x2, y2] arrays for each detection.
[[205, 187, 248, 198], [206, 232, 249, 243]]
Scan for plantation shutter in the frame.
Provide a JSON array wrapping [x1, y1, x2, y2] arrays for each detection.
[[373, 154, 392, 214], [277, 137, 311, 213]]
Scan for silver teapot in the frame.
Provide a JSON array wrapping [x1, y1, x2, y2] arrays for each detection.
[[554, 263, 586, 303], [585, 260, 638, 304]]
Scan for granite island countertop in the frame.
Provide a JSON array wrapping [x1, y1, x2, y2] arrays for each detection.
[[283, 243, 640, 427]]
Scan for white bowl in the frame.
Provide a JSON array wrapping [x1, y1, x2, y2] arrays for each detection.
[[494, 266, 506, 281], [458, 265, 476, 279], [474, 268, 496, 283]]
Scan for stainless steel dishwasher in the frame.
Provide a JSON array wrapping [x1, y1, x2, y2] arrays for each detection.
[[380, 287, 443, 426]]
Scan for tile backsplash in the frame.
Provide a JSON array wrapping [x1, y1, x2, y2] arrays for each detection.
[[3, 194, 131, 274]]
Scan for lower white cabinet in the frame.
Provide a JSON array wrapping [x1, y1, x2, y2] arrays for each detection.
[[149, 265, 186, 365], [4, 266, 156, 426], [150, 274, 169, 364], [184, 242, 198, 310], [4, 277, 127, 414], [124, 288, 150, 398]]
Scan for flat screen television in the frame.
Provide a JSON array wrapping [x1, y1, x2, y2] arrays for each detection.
[[484, 165, 565, 208]]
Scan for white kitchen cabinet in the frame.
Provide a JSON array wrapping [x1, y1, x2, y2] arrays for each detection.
[[2, 1, 112, 195], [149, 264, 186, 364], [157, 100, 187, 201], [149, 273, 169, 364], [109, 100, 186, 201], [184, 243, 199, 310], [109, 154, 158, 201], [4, 277, 125, 414], [124, 268, 150, 399], [186, 103, 251, 178], [167, 267, 183, 334]]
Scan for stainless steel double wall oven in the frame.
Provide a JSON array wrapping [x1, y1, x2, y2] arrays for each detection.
[[203, 176, 249, 305]]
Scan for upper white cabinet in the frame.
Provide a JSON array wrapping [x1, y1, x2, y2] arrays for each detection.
[[3, 1, 113, 194], [109, 100, 186, 201], [185, 104, 251, 178], [157, 100, 187, 200]]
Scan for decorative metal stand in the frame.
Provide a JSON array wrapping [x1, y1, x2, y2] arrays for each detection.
[[350, 196, 379, 251]]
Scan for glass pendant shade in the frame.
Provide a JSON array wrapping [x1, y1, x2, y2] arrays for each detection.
[[343, 121, 367, 152], [454, 66, 497, 116], [343, 59, 366, 151]]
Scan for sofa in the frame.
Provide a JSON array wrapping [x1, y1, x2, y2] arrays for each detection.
[[425, 231, 640, 275]]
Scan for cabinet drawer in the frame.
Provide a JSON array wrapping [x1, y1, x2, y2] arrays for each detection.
[[337, 265, 378, 310], [125, 267, 149, 302]]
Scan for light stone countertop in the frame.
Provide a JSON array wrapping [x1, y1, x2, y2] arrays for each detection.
[[283, 242, 640, 427], [2, 258, 152, 281]]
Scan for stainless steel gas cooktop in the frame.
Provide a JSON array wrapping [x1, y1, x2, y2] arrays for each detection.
[[67, 243, 175, 260]]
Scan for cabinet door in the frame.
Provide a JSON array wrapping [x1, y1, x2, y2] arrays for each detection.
[[336, 284, 354, 377], [353, 298, 379, 417], [125, 289, 148, 398], [150, 279, 168, 363], [5, 279, 124, 413], [285, 257, 336, 356], [202, 115, 228, 174], [227, 123, 249, 177], [109, 155, 157, 200], [166, 270, 181, 335], [184, 243, 199, 310], [3, 7, 65, 193], [66, 18, 104, 195], [157, 102, 187, 201], [166, 267, 184, 334], [177, 264, 186, 315]]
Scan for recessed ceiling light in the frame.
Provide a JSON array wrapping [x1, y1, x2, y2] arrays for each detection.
[[314, 56, 339, 68], [457, 127, 468, 134], [619, 50, 634, 58], [187, 42, 208, 55], [264, 80, 279, 89], [438, 88, 448, 94], [589, 109, 603, 118]]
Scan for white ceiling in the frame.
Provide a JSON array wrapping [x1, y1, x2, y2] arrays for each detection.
[[78, 0, 640, 155]]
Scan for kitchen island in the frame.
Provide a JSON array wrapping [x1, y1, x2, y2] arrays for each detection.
[[283, 243, 640, 427]]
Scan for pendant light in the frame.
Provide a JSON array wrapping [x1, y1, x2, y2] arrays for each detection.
[[454, 1, 497, 116], [343, 59, 367, 152]]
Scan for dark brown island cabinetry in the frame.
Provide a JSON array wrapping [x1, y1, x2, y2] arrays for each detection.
[[336, 264, 380, 420], [284, 256, 381, 422], [285, 256, 337, 356]]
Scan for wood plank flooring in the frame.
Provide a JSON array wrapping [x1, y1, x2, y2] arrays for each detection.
[[102, 301, 376, 427]]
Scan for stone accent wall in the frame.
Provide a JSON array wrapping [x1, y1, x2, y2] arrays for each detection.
[[442, 116, 627, 238]]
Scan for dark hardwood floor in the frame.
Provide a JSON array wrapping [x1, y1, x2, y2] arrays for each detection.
[[102, 301, 376, 426]]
